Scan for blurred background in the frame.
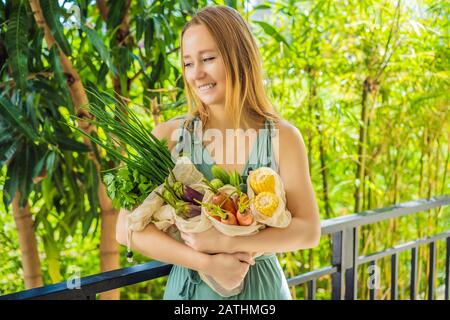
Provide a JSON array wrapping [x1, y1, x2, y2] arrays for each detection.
[[0, 0, 448, 299]]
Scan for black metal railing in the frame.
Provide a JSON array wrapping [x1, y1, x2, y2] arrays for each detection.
[[1, 195, 449, 300]]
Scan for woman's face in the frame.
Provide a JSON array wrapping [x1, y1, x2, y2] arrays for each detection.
[[182, 24, 226, 108]]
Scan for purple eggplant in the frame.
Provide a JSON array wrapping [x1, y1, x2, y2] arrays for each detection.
[[182, 203, 202, 218], [155, 190, 201, 219], [173, 182, 204, 204]]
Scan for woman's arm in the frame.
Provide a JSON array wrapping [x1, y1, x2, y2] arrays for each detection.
[[116, 209, 210, 272], [181, 121, 321, 254], [116, 208, 256, 289]]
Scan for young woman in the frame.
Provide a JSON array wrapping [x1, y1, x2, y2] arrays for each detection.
[[116, 5, 321, 300]]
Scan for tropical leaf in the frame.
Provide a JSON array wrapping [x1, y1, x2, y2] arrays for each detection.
[[81, 24, 116, 75], [49, 45, 67, 89], [3, 152, 20, 209], [136, 15, 145, 41], [144, 17, 154, 57], [54, 133, 90, 152], [107, 0, 126, 28], [0, 139, 21, 168], [83, 159, 99, 237], [0, 95, 40, 141], [5, 0, 29, 92], [39, 0, 72, 56], [18, 141, 37, 208]]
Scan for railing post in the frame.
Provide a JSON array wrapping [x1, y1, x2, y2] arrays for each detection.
[[332, 227, 357, 300], [410, 247, 418, 300], [428, 241, 436, 300], [391, 253, 399, 300], [331, 231, 343, 300], [307, 280, 316, 300], [369, 260, 377, 300], [446, 237, 450, 300], [345, 227, 358, 300]]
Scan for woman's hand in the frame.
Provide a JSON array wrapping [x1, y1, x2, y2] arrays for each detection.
[[180, 227, 231, 254], [204, 252, 255, 290]]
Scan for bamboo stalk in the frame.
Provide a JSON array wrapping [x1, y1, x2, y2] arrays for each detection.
[[354, 77, 370, 213], [12, 192, 43, 289], [151, 97, 161, 125]]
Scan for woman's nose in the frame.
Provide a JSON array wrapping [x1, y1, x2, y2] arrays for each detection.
[[193, 64, 206, 79]]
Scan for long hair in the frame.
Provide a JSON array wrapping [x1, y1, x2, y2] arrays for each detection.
[[180, 5, 280, 130]]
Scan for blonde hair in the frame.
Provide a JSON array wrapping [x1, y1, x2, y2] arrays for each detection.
[[180, 5, 280, 130]]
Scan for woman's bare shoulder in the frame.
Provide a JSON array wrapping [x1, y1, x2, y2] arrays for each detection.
[[151, 116, 186, 150], [152, 116, 186, 138], [274, 119, 307, 167], [276, 119, 302, 140]]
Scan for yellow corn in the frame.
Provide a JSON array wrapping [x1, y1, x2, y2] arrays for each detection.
[[254, 192, 279, 217], [249, 168, 275, 194]]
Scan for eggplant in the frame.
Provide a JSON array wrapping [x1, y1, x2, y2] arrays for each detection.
[[182, 203, 202, 218], [155, 190, 201, 219], [172, 201, 201, 219], [174, 182, 204, 204]]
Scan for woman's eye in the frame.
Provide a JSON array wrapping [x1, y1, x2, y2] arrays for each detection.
[[203, 57, 215, 62], [184, 62, 192, 68]]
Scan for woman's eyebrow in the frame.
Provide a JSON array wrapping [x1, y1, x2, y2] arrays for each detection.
[[183, 49, 216, 58]]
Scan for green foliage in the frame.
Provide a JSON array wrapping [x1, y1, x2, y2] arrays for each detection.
[[39, 0, 72, 56], [5, 0, 28, 92], [0, 0, 448, 300]]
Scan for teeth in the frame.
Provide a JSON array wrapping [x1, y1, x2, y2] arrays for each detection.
[[199, 83, 216, 90]]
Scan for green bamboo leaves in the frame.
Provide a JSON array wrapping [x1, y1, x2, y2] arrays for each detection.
[[253, 20, 291, 50]]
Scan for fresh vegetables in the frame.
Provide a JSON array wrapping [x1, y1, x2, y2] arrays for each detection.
[[229, 171, 243, 188], [254, 191, 279, 217], [200, 169, 256, 226], [235, 194, 254, 226], [103, 167, 155, 210], [249, 168, 276, 194], [198, 201, 238, 225], [155, 171, 204, 219], [236, 208, 254, 226], [70, 89, 175, 210], [211, 165, 230, 184], [210, 178, 224, 190]]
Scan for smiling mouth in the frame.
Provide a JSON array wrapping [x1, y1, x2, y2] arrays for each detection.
[[198, 83, 217, 92]]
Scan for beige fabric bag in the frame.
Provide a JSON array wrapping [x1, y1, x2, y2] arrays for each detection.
[[126, 156, 206, 233]]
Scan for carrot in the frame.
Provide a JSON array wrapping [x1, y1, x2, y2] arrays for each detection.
[[212, 191, 237, 215], [237, 208, 254, 226], [207, 210, 221, 221], [235, 194, 254, 226], [221, 210, 238, 225], [197, 197, 238, 225]]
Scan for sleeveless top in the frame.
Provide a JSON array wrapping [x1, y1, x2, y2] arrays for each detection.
[[163, 114, 292, 300], [173, 114, 279, 183]]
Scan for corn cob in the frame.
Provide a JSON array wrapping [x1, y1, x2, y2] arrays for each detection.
[[249, 168, 275, 194], [254, 192, 279, 217]]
